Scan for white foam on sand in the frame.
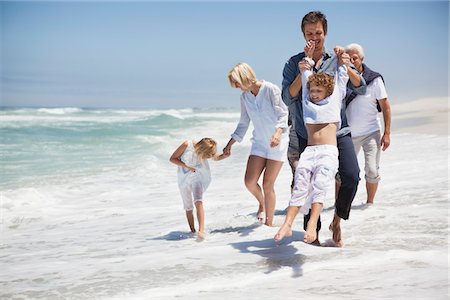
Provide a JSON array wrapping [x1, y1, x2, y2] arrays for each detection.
[[1, 99, 448, 299]]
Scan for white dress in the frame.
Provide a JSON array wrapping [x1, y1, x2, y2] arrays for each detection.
[[177, 141, 211, 193]]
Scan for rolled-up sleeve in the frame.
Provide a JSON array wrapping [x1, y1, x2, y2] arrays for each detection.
[[281, 59, 299, 106], [270, 85, 289, 130], [230, 96, 250, 143]]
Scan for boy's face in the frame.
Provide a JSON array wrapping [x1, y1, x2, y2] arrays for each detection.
[[309, 84, 328, 102]]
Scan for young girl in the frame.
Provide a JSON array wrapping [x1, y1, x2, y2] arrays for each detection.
[[223, 62, 289, 226], [170, 138, 228, 239]]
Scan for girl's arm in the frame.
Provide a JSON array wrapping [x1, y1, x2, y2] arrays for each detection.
[[169, 141, 195, 172]]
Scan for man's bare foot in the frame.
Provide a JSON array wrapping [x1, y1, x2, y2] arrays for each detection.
[[329, 221, 343, 247], [274, 223, 292, 242]]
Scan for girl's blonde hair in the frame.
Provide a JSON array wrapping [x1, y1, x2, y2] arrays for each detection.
[[227, 62, 257, 89], [194, 138, 217, 161]]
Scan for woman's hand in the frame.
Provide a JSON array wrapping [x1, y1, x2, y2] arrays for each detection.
[[223, 145, 232, 156], [270, 130, 282, 148]]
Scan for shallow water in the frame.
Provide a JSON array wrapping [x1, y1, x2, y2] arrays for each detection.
[[1, 107, 448, 299]]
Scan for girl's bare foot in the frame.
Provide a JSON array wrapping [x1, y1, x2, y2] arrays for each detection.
[[274, 223, 292, 242]]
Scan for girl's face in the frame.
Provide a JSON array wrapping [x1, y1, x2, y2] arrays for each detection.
[[309, 84, 328, 102]]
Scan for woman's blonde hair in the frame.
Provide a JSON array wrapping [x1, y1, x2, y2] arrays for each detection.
[[227, 62, 257, 89], [307, 73, 335, 98], [194, 138, 217, 161]]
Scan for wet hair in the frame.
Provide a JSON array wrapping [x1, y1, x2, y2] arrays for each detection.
[[345, 43, 365, 60], [194, 138, 217, 161], [301, 11, 328, 35], [307, 73, 334, 98], [227, 62, 257, 90]]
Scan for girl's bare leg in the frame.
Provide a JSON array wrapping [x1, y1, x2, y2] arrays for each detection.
[[195, 201, 205, 239], [185, 210, 195, 233], [244, 155, 267, 222], [274, 206, 300, 242], [262, 159, 284, 226], [304, 202, 323, 244]]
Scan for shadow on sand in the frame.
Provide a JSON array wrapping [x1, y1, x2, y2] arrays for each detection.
[[209, 222, 261, 237], [150, 231, 195, 241], [229, 231, 307, 278]]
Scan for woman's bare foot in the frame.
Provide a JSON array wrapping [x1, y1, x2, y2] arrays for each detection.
[[256, 205, 265, 223], [274, 223, 292, 242], [197, 231, 205, 241], [329, 219, 343, 247]]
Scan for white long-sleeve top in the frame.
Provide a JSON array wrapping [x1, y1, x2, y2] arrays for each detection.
[[231, 80, 289, 146], [301, 65, 349, 128]]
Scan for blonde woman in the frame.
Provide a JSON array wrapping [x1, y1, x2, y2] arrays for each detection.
[[170, 138, 228, 239], [223, 62, 289, 226]]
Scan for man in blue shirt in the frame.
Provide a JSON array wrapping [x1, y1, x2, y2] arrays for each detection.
[[282, 11, 367, 247]]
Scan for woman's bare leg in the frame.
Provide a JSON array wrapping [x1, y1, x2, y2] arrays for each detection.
[[244, 155, 267, 222], [262, 159, 284, 226]]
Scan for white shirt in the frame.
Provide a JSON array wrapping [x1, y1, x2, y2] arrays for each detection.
[[231, 80, 289, 147], [177, 141, 211, 190], [346, 77, 388, 137], [302, 65, 349, 128]]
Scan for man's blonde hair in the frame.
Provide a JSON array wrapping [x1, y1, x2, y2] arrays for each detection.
[[307, 73, 334, 98], [194, 138, 217, 161], [227, 62, 257, 89]]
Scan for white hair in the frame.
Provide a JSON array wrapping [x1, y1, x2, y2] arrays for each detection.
[[345, 43, 365, 60]]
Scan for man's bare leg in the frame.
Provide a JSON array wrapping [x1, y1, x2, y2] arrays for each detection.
[[186, 210, 195, 233], [304, 202, 323, 244], [329, 213, 343, 247], [195, 201, 204, 239], [274, 206, 299, 242], [366, 182, 378, 204]]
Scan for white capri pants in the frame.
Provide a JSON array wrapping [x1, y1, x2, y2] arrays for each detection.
[[290, 145, 339, 215], [179, 179, 204, 211], [352, 130, 381, 183]]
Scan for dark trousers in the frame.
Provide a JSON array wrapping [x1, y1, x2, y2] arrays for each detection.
[[297, 133, 360, 232]]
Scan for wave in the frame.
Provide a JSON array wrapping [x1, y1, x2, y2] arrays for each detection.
[[37, 107, 84, 114]]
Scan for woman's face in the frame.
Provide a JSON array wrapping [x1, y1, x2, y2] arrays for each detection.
[[346, 49, 363, 72], [303, 22, 326, 53]]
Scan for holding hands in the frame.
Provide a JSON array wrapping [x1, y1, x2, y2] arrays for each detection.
[[334, 45, 350, 66]]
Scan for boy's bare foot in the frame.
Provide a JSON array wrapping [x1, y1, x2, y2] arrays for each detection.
[[274, 223, 292, 242], [329, 220, 343, 247], [304, 223, 317, 244]]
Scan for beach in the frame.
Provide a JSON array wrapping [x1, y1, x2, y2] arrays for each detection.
[[1, 97, 449, 299]]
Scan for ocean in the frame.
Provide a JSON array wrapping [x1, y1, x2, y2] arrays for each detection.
[[1, 107, 448, 299]]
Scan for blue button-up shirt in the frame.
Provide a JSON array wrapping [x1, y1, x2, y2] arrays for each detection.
[[282, 51, 367, 139]]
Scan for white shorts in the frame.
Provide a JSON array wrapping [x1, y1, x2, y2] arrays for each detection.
[[250, 138, 289, 162], [179, 180, 203, 211], [290, 145, 338, 214]]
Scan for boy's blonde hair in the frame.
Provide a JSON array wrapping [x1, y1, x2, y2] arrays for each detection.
[[194, 138, 217, 161], [227, 62, 257, 89], [307, 73, 334, 98]]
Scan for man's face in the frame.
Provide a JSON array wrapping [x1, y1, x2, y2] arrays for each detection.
[[303, 22, 326, 52], [346, 49, 363, 72]]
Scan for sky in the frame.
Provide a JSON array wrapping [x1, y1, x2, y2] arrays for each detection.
[[1, 1, 449, 109]]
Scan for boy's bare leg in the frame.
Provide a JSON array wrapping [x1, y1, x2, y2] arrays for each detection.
[[329, 213, 343, 247], [274, 206, 300, 242], [186, 210, 195, 233], [304, 202, 323, 244], [366, 182, 378, 204], [195, 201, 205, 239]]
